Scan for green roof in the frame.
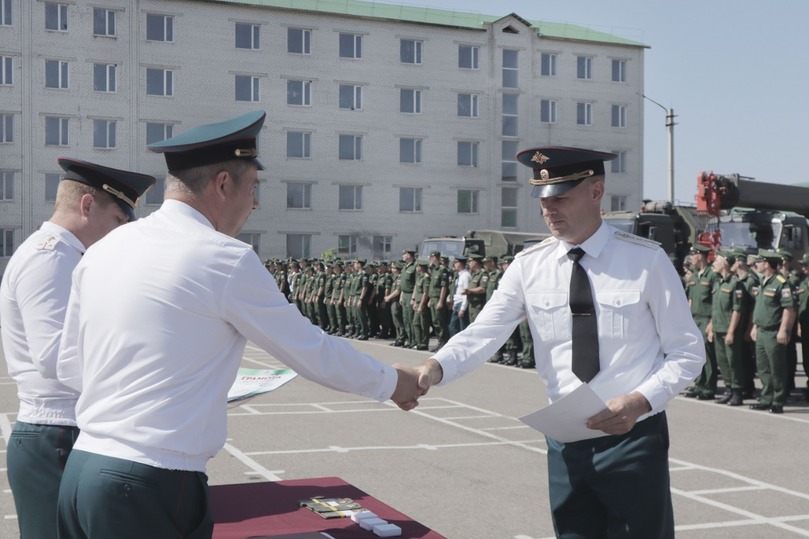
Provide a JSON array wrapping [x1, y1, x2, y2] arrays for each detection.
[[205, 0, 647, 47]]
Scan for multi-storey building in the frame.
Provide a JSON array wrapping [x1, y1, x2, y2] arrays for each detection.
[[0, 0, 646, 273]]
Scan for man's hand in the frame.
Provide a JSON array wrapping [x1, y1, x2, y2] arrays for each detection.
[[586, 391, 651, 436], [391, 364, 424, 411], [415, 358, 444, 394]]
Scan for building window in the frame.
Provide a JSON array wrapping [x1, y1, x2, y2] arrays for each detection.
[[577, 56, 593, 80], [45, 2, 68, 31], [612, 59, 627, 82], [146, 122, 173, 144], [399, 138, 422, 164], [287, 183, 312, 209], [0, 113, 12, 143], [1, 0, 11, 26], [501, 187, 518, 227], [288, 27, 311, 54], [502, 49, 518, 88], [93, 8, 115, 36], [399, 187, 422, 213], [540, 99, 557, 124], [457, 189, 479, 214], [145, 177, 165, 205], [146, 14, 173, 42], [286, 234, 311, 259], [286, 131, 311, 159], [0, 171, 13, 200], [339, 33, 362, 59], [502, 93, 518, 137], [457, 141, 479, 167], [45, 173, 60, 202], [338, 134, 363, 161], [45, 60, 69, 89], [576, 102, 593, 126], [93, 63, 116, 92], [373, 236, 392, 259], [501, 140, 519, 182], [338, 185, 363, 210], [339, 84, 362, 110], [45, 117, 69, 146], [1, 229, 13, 257], [0, 56, 11, 85], [237, 232, 260, 253], [611, 105, 627, 128], [611, 151, 627, 174], [93, 119, 116, 149], [287, 80, 311, 106], [457, 94, 479, 118], [338, 235, 358, 255], [458, 45, 479, 69], [146, 68, 173, 96], [541, 52, 557, 76], [400, 88, 422, 114], [235, 75, 260, 102], [400, 39, 422, 64], [610, 195, 628, 211], [235, 23, 259, 50]]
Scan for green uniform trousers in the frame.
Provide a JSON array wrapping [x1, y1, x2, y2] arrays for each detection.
[[400, 292, 415, 344], [714, 331, 746, 391], [693, 316, 718, 395], [58, 450, 213, 538], [755, 329, 789, 406]]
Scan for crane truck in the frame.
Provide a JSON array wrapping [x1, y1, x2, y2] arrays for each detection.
[[602, 172, 809, 272]]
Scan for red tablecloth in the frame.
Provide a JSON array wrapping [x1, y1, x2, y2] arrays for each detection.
[[211, 476, 446, 539]]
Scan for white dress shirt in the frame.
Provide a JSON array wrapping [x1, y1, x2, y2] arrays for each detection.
[[58, 200, 397, 472], [453, 269, 471, 311], [1, 222, 84, 425], [434, 222, 705, 418]]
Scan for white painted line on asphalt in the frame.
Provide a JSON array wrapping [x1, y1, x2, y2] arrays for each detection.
[[481, 425, 533, 431], [222, 442, 284, 481], [244, 439, 546, 457], [690, 486, 765, 495]]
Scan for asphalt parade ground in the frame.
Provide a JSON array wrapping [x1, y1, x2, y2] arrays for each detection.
[[2, 337, 809, 538]]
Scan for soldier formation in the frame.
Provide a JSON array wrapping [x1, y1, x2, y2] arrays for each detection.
[[682, 245, 809, 414], [264, 249, 536, 367]]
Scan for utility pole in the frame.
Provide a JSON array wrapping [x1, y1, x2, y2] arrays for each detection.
[[642, 94, 677, 204]]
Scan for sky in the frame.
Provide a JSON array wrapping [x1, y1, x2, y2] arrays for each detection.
[[374, 0, 809, 205]]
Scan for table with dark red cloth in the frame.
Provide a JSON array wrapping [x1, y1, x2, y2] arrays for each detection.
[[211, 476, 446, 539]]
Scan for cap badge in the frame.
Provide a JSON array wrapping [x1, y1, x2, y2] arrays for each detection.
[[234, 148, 258, 158], [531, 152, 550, 164]]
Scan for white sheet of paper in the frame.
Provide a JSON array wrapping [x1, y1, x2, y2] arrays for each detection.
[[519, 383, 610, 443]]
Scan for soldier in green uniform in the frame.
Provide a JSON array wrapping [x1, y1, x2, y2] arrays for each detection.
[[333, 261, 348, 336], [411, 260, 432, 350], [352, 258, 371, 340], [684, 244, 718, 399], [275, 259, 290, 301], [465, 254, 488, 323], [386, 261, 405, 346], [777, 249, 801, 392], [798, 254, 809, 401], [314, 261, 329, 331], [496, 256, 527, 367], [750, 249, 796, 413], [376, 261, 393, 339], [738, 252, 761, 397], [707, 251, 747, 405], [366, 262, 379, 338], [428, 251, 451, 352], [323, 263, 336, 333], [399, 249, 417, 347]]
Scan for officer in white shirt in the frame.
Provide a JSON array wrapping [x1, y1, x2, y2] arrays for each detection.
[[0, 158, 155, 538], [55, 110, 422, 539], [448, 255, 471, 337], [413, 147, 705, 538]]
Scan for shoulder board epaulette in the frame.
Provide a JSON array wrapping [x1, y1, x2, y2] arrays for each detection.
[[515, 236, 557, 258], [613, 230, 660, 250], [776, 275, 787, 283], [35, 235, 59, 251]]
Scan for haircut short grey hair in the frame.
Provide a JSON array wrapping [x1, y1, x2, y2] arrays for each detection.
[[166, 160, 253, 195]]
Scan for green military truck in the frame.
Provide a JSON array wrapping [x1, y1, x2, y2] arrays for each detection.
[[417, 229, 550, 261]]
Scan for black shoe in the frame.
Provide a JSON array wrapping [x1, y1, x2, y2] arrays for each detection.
[[770, 405, 784, 414], [415, 345, 428, 351], [728, 391, 744, 406], [356, 335, 368, 341], [487, 357, 501, 363], [696, 393, 715, 400], [749, 403, 770, 411], [742, 390, 756, 399], [390, 341, 403, 347], [518, 362, 536, 369], [715, 393, 732, 404], [681, 389, 699, 398]]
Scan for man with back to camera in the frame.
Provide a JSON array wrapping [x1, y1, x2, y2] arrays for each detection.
[[412, 146, 705, 537], [55, 111, 423, 538], [0, 159, 155, 538]]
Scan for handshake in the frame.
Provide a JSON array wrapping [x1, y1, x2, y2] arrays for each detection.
[[390, 359, 443, 411]]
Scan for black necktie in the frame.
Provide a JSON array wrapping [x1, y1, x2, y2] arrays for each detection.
[[568, 248, 600, 383]]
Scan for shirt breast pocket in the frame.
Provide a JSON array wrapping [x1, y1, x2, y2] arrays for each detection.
[[595, 289, 642, 339], [526, 291, 570, 341]]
